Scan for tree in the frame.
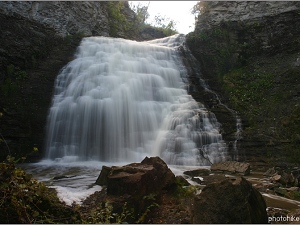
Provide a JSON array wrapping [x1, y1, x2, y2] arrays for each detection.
[[191, 1, 209, 16], [190, 1, 210, 24], [129, 1, 178, 36], [130, 2, 150, 25], [153, 14, 178, 35]]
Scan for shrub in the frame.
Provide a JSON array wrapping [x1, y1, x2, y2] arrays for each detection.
[[0, 156, 81, 223]]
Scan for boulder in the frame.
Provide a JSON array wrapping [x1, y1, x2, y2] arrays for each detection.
[[271, 174, 282, 182], [100, 156, 175, 197], [211, 161, 251, 175], [264, 167, 277, 176], [183, 168, 211, 177], [193, 177, 268, 224], [279, 171, 295, 186], [271, 171, 297, 186], [95, 165, 111, 186], [287, 187, 299, 192], [201, 174, 228, 185], [291, 169, 300, 187]]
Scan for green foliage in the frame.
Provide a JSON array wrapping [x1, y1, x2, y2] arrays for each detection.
[[191, 1, 209, 16], [1, 64, 28, 97], [6, 64, 28, 81], [83, 202, 133, 224], [292, 191, 300, 200], [0, 154, 158, 224], [130, 2, 150, 25], [275, 188, 300, 201], [107, 2, 133, 37], [189, 28, 229, 42], [187, 8, 300, 165], [175, 185, 198, 199], [152, 14, 178, 36], [281, 104, 300, 163], [223, 68, 274, 112], [186, 27, 239, 82], [1, 77, 18, 97], [0, 156, 81, 223], [285, 108, 300, 141], [64, 32, 86, 43], [82, 194, 160, 224], [129, 2, 177, 37], [173, 179, 198, 197], [135, 194, 159, 224], [223, 60, 300, 164], [223, 67, 276, 128]]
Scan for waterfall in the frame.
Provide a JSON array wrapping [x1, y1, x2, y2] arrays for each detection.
[[45, 34, 227, 166]]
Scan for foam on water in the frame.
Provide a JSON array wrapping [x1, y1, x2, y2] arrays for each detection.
[[21, 162, 207, 205]]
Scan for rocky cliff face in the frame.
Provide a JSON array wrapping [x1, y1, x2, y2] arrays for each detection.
[[186, 1, 300, 165], [195, 1, 300, 30], [0, 1, 110, 37], [0, 1, 165, 161]]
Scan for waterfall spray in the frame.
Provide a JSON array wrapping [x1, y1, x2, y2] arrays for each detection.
[[45, 34, 227, 165]]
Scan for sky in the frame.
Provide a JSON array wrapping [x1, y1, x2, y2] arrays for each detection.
[[129, 1, 198, 34]]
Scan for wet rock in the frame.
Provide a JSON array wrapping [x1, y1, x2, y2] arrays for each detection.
[[287, 187, 299, 192], [104, 156, 175, 197], [252, 179, 281, 193], [252, 183, 265, 192], [211, 161, 251, 175], [53, 175, 76, 180], [270, 170, 296, 187], [252, 183, 272, 193], [201, 174, 228, 185], [92, 157, 177, 223], [279, 171, 295, 186], [268, 168, 300, 187], [193, 177, 268, 224], [95, 165, 111, 186], [291, 169, 300, 187], [191, 177, 202, 184], [264, 167, 277, 176], [272, 174, 282, 182], [183, 168, 211, 177], [247, 159, 270, 172]]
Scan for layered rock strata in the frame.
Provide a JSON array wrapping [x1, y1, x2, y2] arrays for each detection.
[[186, 1, 300, 164]]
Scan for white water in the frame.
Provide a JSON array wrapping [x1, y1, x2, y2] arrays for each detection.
[[20, 161, 205, 205], [44, 34, 227, 166]]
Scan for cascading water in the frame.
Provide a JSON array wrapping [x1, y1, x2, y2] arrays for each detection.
[[45, 34, 227, 166]]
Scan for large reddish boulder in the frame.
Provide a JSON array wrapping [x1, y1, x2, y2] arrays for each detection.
[[193, 176, 268, 224], [96, 156, 175, 197]]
